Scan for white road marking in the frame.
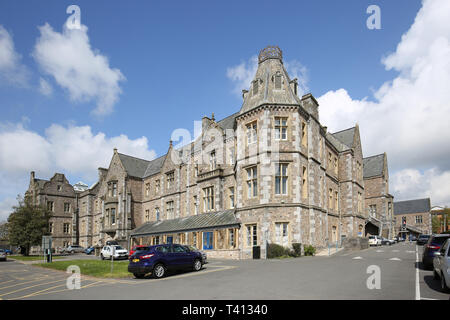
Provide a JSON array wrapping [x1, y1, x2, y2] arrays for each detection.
[[389, 258, 401, 261], [406, 251, 415, 253], [415, 245, 420, 300], [352, 256, 363, 260], [376, 250, 384, 253]]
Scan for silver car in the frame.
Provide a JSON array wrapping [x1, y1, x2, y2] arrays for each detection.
[[65, 245, 85, 254], [433, 238, 450, 292], [0, 249, 6, 261]]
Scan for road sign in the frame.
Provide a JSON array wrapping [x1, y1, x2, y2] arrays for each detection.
[[42, 236, 52, 250]]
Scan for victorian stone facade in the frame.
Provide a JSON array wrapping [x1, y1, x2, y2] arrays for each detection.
[[25, 46, 394, 258]]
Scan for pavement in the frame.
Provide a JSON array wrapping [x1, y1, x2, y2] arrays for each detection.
[[0, 242, 448, 300]]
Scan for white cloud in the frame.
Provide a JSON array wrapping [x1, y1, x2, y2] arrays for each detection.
[[0, 25, 30, 86], [32, 23, 125, 116], [316, 0, 450, 206], [0, 197, 17, 223], [0, 121, 157, 221], [38, 77, 53, 96]]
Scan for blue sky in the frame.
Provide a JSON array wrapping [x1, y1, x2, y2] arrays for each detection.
[[2, 0, 450, 220]]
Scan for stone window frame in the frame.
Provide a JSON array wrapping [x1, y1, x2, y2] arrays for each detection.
[[274, 163, 289, 196], [229, 187, 235, 209], [166, 201, 174, 220], [334, 157, 338, 175], [64, 202, 71, 213], [301, 121, 308, 147], [369, 204, 377, 218], [210, 150, 217, 170], [246, 121, 258, 145], [302, 166, 308, 199], [329, 188, 333, 209], [273, 71, 283, 90], [335, 191, 339, 212], [273, 116, 288, 141], [145, 183, 150, 197], [166, 171, 175, 190], [47, 201, 54, 212], [274, 221, 289, 245], [145, 209, 150, 222], [110, 208, 116, 225], [415, 215, 423, 224], [246, 223, 258, 247], [49, 222, 53, 234], [246, 166, 258, 199], [155, 207, 160, 221], [202, 186, 215, 213], [155, 179, 160, 194], [228, 228, 236, 248], [193, 196, 198, 215], [63, 223, 70, 234]]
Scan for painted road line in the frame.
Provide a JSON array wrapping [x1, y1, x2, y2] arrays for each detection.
[[352, 256, 363, 260], [415, 245, 420, 300], [15, 281, 112, 300], [0, 277, 66, 298], [0, 275, 53, 290], [389, 258, 401, 261]]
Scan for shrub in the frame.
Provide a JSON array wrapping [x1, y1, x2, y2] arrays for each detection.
[[304, 245, 316, 256], [291, 243, 302, 257], [267, 243, 290, 259]]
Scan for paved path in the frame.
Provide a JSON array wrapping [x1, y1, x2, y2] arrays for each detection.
[[0, 242, 448, 300]]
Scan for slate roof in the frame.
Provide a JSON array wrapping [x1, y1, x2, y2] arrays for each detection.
[[363, 154, 385, 178], [130, 209, 240, 236], [394, 198, 431, 215], [217, 111, 238, 131], [34, 179, 48, 189], [326, 132, 350, 152], [332, 127, 355, 149], [143, 155, 166, 178], [118, 153, 152, 178]]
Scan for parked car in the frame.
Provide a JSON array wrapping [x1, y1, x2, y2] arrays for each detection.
[[4, 249, 12, 255], [129, 245, 149, 256], [381, 237, 392, 246], [410, 235, 417, 241], [0, 249, 6, 261], [183, 245, 207, 264], [64, 245, 85, 254], [84, 246, 95, 255], [128, 244, 204, 279], [417, 234, 431, 245], [106, 240, 119, 246], [100, 245, 128, 260], [433, 238, 450, 292], [368, 235, 382, 246], [422, 234, 450, 269]]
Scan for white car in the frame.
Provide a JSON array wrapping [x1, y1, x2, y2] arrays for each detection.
[[433, 238, 450, 292], [100, 245, 128, 260], [368, 235, 382, 246]]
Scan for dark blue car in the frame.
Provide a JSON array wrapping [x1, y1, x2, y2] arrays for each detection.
[[422, 234, 450, 269], [128, 244, 204, 279]]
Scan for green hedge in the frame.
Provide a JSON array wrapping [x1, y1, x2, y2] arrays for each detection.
[[267, 243, 302, 258], [304, 245, 316, 256]]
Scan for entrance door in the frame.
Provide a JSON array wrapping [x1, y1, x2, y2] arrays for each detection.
[[203, 232, 213, 250], [167, 236, 173, 244]]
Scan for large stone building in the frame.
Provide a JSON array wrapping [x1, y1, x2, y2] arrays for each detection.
[[393, 198, 432, 238], [26, 46, 394, 258]]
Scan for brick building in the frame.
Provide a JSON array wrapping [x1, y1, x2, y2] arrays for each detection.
[[393, 198, 432, 238], [25, 46, 393, 258]]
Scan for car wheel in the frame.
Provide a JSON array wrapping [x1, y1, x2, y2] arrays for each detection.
[[440, 274, 449, 292], [133, 273, 145, 279], [193, 259, 202, 271], [433, 269, 439, 280], [153, 263, 166, 279], [100, 254, 104, 260]]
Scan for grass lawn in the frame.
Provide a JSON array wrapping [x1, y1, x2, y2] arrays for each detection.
[[9, 255, 65, 261], [34, 259, 133, 278]]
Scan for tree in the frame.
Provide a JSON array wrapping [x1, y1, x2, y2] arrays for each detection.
[[7, 195, 51, 256], [0, 221, 8, 240]]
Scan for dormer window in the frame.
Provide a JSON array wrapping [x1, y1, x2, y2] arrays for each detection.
[[253, 80, 259, 96], [274, 72, 282, 90]]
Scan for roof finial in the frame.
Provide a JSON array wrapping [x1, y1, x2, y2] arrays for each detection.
[[113, 147, 118, 153], [211, 112, 215, 121]]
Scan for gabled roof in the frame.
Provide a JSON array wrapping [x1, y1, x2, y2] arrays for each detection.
[[217, 111, 239, 131], [34, 178, 48, 189], [130, 209, 239, 236], [394, 198, 431, 215], [363, 154, 385, 178], [326, 132, 350, 152], [332, 127, 355, 149], [143, 155, 166, 178], [118, 153, 152, 178]]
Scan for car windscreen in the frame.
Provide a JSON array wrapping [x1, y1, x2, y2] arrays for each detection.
[[135, 247, 150, 251], [431, 236, 450, 245], [369, 236, 375, 239], [114, 246, 124, 250]]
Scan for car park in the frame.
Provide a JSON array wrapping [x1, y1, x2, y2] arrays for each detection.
[[128, 244, 204, 279], [422, 234, 450, 269], [100, 245, 128, 260], [432, 238, 450, 292], [417, 234, 431, 245], [368, 235, 382, 246], [0, 249, 6, 261]]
